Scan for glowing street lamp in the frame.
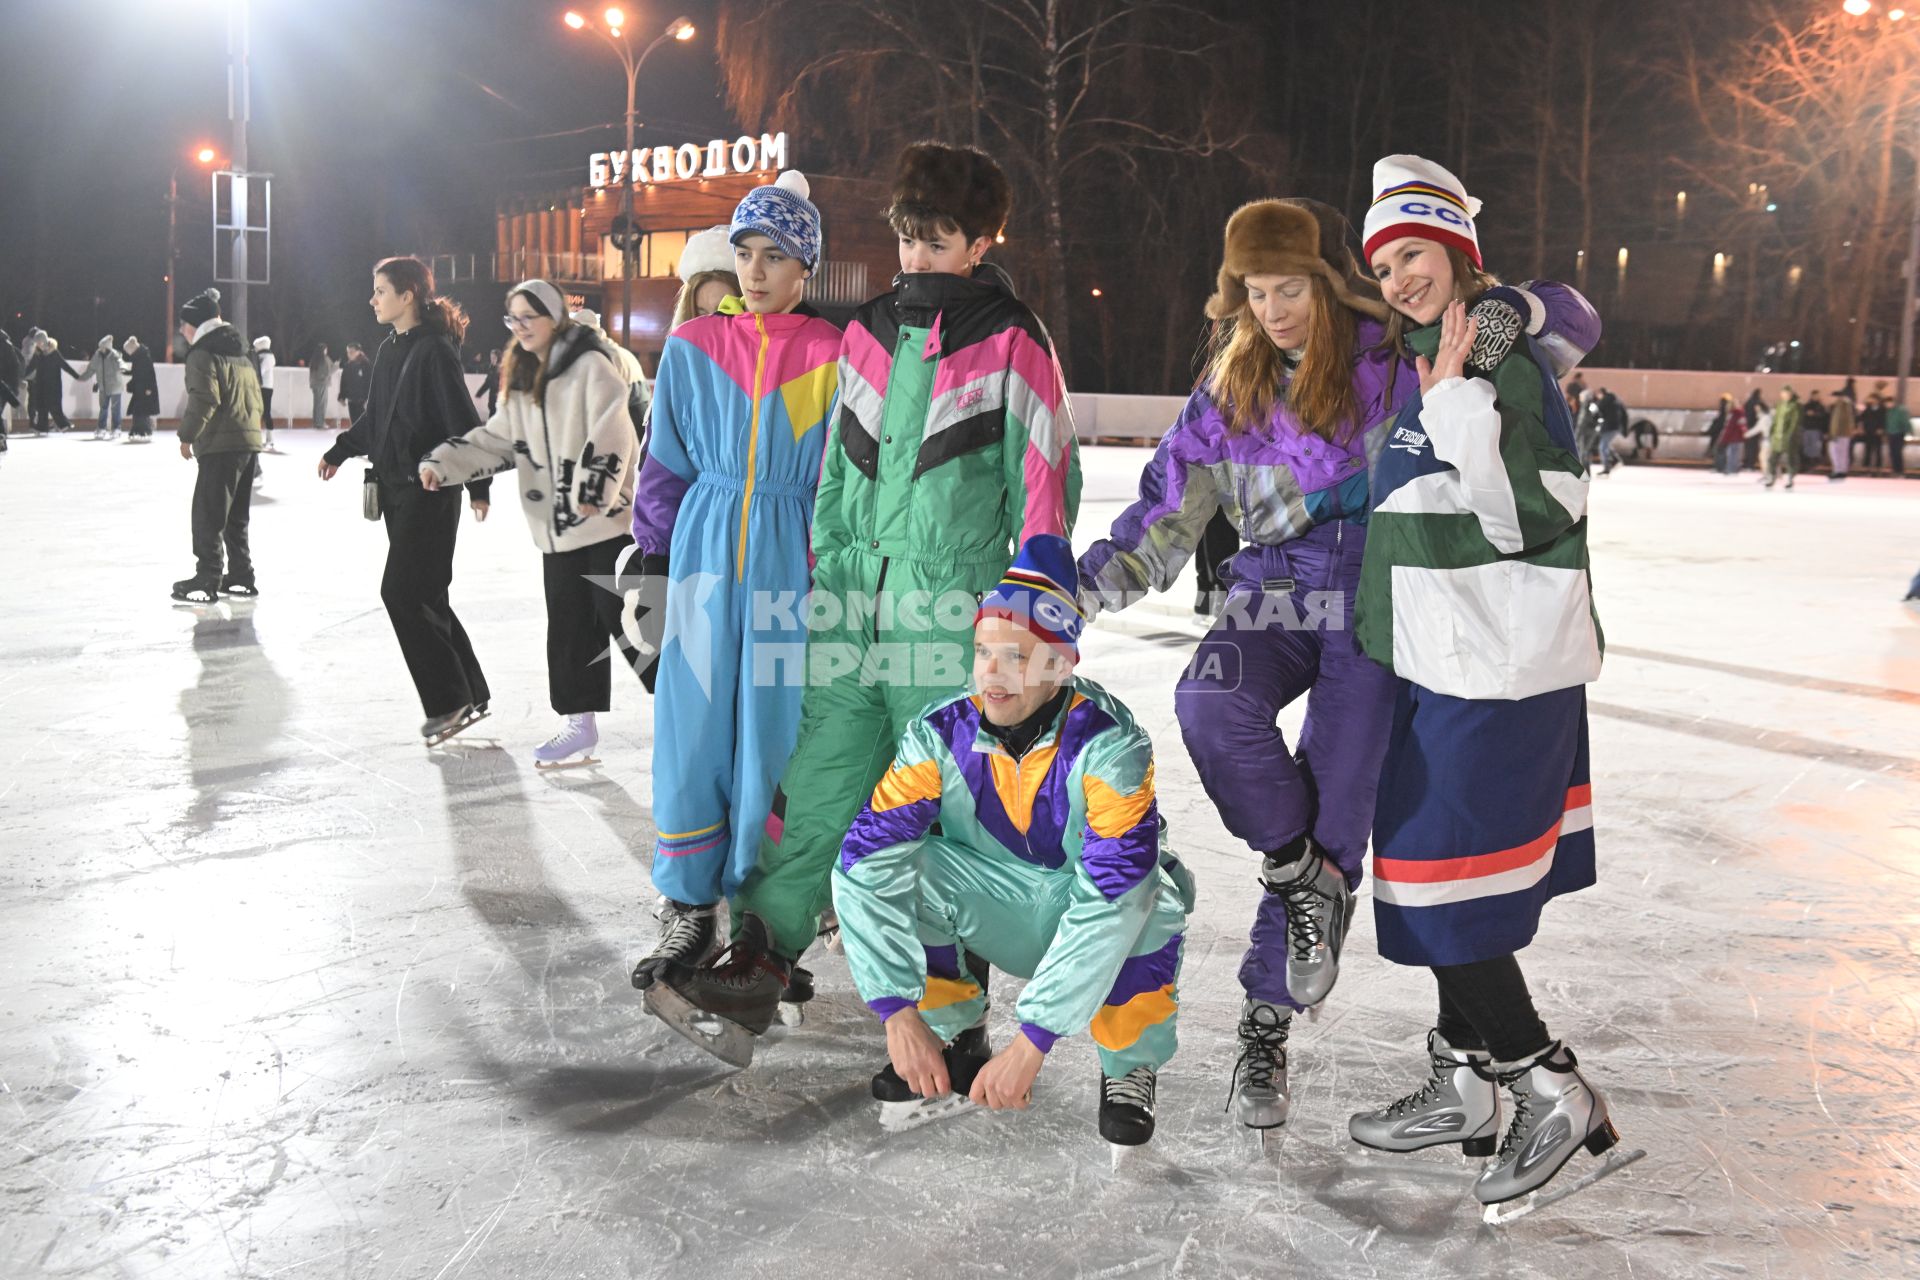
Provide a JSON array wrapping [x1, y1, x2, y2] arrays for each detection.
[[166, 144, 224, 356], [1845, 0, 1873, 16], [563, 9, 699, 348]]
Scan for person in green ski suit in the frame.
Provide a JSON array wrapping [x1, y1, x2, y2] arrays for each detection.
[[652, 141, 1081, 1060]]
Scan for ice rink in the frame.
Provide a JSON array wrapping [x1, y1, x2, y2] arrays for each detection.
[[3, 431, 1917, 1279]]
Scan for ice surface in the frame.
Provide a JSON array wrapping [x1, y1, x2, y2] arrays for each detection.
[[2, 435, 1917, 1277]]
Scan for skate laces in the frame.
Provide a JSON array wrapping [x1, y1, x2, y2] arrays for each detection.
[[1384, 1045, 1455, 1117], [1106, 1067, 1156, 1113], [1280, 863, 1333, 960], [650, 905, 713, 960], [1493, 1068, 1538, 1161], [1225, 1006, 1290, 1111]]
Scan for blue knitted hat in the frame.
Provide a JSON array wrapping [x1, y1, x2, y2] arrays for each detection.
[[976, 534, 1086, 657], [730, 171, 822, 269]]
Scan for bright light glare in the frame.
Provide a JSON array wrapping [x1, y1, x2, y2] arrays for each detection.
[[563, 10, 585, 28], [604, 7, 624, 26], [1090, 287, 1103, 298], [1844, 0, 1873, 16], [672, 19, 696, 40], [196, 147, 217, 164]]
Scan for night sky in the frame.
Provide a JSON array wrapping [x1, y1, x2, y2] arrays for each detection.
[[0, 0, 732, 357]]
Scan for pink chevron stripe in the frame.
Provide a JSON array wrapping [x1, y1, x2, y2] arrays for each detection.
[[1022, 445, 1069, 539], [842, 320, 892, 402]]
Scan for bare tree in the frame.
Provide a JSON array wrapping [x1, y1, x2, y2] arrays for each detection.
[[1670, 0, 1920, 371], [715, 0, 1255, 383]]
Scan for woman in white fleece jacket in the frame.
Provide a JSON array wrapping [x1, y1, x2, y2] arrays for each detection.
[[420, 279, 642, 767]]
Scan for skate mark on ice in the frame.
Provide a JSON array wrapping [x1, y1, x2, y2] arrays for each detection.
[[1607, 645, 1920, 705], [1587, 702, 1920, 781]]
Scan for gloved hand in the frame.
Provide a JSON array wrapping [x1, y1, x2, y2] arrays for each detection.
[[615, 543, 671, 693]]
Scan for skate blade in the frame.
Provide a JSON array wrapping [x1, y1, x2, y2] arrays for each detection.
[[534, 755, 601, 771], [643, 982, 756, 1068], [776, 1001, 805, 1027], [425, 709, 491, 747], [880, 1094, 976, 1133], [1480, 1147, 1646, 1225]]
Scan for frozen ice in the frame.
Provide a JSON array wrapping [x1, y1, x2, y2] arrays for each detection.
[[2, 434, 1916, 1277]]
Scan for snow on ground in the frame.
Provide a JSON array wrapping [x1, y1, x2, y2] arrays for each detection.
[[1, 432, 1917, 1278]]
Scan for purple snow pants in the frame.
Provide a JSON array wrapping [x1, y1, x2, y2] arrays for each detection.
[[1172, 520, 1396, 1010]]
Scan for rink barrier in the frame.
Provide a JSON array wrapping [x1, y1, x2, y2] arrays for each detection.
[[27, 365, 1896, 443]]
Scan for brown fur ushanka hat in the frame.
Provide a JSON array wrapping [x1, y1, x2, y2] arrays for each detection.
[[1205, 198, 1389, 322], [888, 141, 1013, 243]]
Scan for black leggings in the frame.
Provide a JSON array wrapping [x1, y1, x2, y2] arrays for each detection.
[[1432, 954, 1552, 1062]]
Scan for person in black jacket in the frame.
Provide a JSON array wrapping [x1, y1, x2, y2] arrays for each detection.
[[338, 343, 372, 427], [125, 336, 160, 441], [28, 336, 83, 433], [318, 257, 493, 745], [0, 329, 19, 451]]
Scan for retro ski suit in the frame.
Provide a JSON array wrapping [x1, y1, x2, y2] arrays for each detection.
[[629, 303, 842, 905], [734, 265, 1082, 961], [833, 678, 1195, 1075]]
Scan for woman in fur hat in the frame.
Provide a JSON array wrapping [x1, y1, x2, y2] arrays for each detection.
[[1352, 153, 1617, 1213], [1078, 197, 1406, 1135]]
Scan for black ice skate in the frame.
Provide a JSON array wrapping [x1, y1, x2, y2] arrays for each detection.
[[218, 574, 259, 598], [871, 1022, 992, 1133], [421, 702, 488, 747], [1099, 1065, 1158, 1147], [643, 913, 789, 1068], [170, 575, 219, 605], [629, 899, 720, 991]]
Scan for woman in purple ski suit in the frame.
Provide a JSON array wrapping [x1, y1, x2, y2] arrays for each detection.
[[1079, 198, 1407, 1132]]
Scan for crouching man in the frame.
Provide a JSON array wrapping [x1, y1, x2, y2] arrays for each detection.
[[831, 534, 1196, 1146]]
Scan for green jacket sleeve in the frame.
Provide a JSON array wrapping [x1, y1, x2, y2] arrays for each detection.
[[830, 716, 948, 1022], [810, 352, 853, 562], [177, 350, 217, 447]]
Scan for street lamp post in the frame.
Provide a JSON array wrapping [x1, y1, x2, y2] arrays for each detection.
[[564, 9, 695, 350], [166, 148, 220, 359]]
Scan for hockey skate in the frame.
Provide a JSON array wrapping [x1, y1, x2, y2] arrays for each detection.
[[872, 1023, 991, 1133], [1476, 1041, 1641, 1224], [643, 914, 789, 1068], [629, 899, 720, 990], [1099, 1065, 1158, 1148], [218, 575, 259, 598], [422, 702, 488, 747], [170, 575, 219, 605], [1259, 837, 1353, 1008], [533, 713, 600, 770], [1348, 1029, 1500, 1159], [1227, 999, 1292, 1135]]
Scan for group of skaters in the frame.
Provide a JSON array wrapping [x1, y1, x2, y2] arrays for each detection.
[[1709, 380, 1913, 486], [0, 328, 162, 446], [164, 139, 1624, 1218]]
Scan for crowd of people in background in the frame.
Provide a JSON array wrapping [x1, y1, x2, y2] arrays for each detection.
[[1700, 377, 1910, 485], [0, 324, 375, 452]]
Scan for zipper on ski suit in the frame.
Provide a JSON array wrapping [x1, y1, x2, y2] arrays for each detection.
[[737, 313, 770, 583]]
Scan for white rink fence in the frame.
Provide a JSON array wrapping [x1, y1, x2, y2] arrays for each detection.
[[23, 364, 1909, 460]]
